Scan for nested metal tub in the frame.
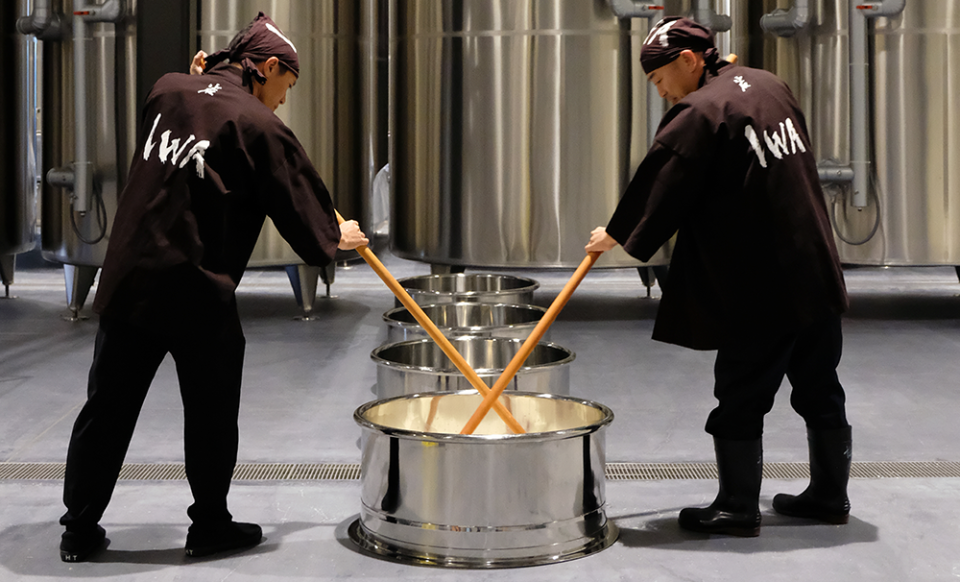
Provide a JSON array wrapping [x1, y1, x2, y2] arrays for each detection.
[[351, 391, 617, 567], [371, 337, 573, 400], [397, 273, 539, 306], [382, 302, 549, 344]]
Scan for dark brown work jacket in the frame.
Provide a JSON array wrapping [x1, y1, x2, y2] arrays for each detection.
[[606, 62, 848, 350], [93, 64, 341, 325]]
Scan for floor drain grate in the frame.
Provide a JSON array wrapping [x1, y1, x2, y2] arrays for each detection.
[[2, 461, 959, 482]]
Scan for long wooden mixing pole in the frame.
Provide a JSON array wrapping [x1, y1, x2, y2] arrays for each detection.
[[460, 252, 601, 435], [335, 211, 525, 434]]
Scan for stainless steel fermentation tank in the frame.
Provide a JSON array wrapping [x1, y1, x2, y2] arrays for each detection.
[[758, 0, 960, 268], [197, 2, 365, 253], [388, 0, 742, 271], [196, 1, 368, 315], [19, 0, 386, 317], [1, 0, 41, 295], [21, 0, 128, 317]]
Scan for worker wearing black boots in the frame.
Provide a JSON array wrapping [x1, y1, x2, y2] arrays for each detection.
[[586, 17, 853, 537]]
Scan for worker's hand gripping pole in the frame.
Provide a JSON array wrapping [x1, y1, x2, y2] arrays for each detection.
[[460, 252, 602, 435], [334, 211, 526, 434]]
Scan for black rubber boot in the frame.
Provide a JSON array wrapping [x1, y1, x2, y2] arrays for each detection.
[[60, 525, 107, 562], [678, 438, 763, 537], [185, 521, 262, 557], [773, 426, 852, 524]]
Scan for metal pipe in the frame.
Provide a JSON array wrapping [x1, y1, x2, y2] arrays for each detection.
[[607, 0, 664, 19], [760, 0, 810, 38], [74, 0, 122, 21], [53, 0, 123, 216], [818, 166, 855, 184], [71, 0, 92, 214], [848, 1, 870, 208], [811, 1, 904, 208], [606, 1, 665, 148], [693, 0, 731, 33], [16, 0, 64, 39], [844, 0, 906, 208], [857, 0, 906, 18]]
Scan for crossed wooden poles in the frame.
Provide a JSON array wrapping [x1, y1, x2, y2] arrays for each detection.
[[337, 211, 600, 435]]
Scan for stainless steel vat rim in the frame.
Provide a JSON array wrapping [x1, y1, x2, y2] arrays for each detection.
[[347, 518, 619, 569], [396, 273, 541, 297], [381, 302, 549, 332], [353, 391, 614, 443], [369, 337, 577, 372]]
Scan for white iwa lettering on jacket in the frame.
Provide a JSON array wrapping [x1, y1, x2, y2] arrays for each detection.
[[744, 117, 806, 169], [142, 113, 211, 178]]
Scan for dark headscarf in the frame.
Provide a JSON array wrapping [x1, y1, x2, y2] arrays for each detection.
[[640, 17, 719, 75], [203, 12, 300, 84]]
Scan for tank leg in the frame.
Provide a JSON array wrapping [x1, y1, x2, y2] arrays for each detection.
[[955, 266, 960, 285], [430, 264, 466, 275], [62, 264, 99, 321], [284, 265, 303, 306], [637, 267, 653, 298], [319, 262, 336, 297], [286, 264, 322, 320], [1, 255, 14, 298]]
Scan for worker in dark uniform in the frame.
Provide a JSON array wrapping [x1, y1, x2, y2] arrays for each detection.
[[586, 17, 852, 537], [58, 12, 368, 562]]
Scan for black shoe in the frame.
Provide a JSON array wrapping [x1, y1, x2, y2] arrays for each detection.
[[772, 491, 849, 524], [678, 506, 761, 537], [678, 438, 763, 538], [60, 525, 107, 562], [773, 426, 852, 525], [185, 521, 262, 558]]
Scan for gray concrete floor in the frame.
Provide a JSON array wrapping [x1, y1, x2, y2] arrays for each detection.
[[1, 251, 959, 581]]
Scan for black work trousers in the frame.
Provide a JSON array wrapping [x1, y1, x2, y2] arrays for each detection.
[[705, 311, 848, 440], [60, 302, 245, 531]]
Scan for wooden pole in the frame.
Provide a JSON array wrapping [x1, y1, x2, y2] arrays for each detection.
[[460, 252, 601, 435], [335, 211, 525, 434]]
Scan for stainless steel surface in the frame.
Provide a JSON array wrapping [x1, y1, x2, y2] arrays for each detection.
[[198, 2, 365, 267], [760, 0, 960, 265], [607, 0, 663, 19], [383, 302, 549, 343], [62, 0, 124, 216], [360, 0, 389, 239], [2, 0, 40, 261], [5, 264, 960, 579], [390, 0, 672, 268], [396, 272, 539, 306], [693, 0, 732, 33], [371, 337, 573, 399], [38, 0, 126, 267], [351, 391, 617, 567], [761, 0, 811, 37]]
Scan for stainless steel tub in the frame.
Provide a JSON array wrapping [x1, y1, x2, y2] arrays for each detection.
[[350, 391, 618, 568], [382, 302, 549, 344], [396, 273, 539, 306], [371, 337, 573, 400]]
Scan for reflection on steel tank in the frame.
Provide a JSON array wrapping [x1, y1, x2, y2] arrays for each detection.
[[18, 0, 387, 317], [390, 0, 676, 269], [758, 0, 959, 267], [197, 1, 387, 315], [197, 1, 373, 267], [386, 0, 747, 270], [1, 0, 41, 291], [29, 0, 129, 318]]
